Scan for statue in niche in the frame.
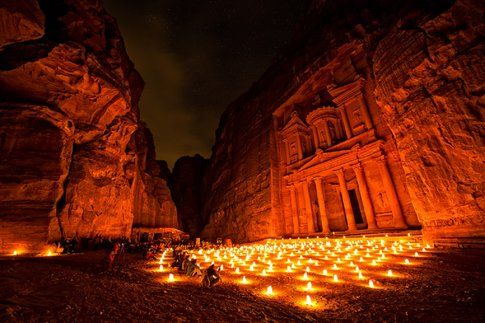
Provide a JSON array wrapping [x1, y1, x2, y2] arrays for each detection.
[[328, 121, 337, 144], [377, 192, 389, 210], [312, 200, 320, 229]]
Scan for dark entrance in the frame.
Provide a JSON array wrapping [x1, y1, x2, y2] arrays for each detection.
[[140, 232, 149, 243], [348, 189, 364, 224]]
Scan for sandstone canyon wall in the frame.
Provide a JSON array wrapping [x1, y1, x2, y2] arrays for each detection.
[[170, 155, 208, 237], [200, 0, 484, 245], [0, 0, 178, 252]]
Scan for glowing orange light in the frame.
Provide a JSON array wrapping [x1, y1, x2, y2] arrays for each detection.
[[168, 273, 174, 282], [387, 269, 393, 277], [306, 295, 312, 306], [266, 285, 273, 295], [306, 282, 312, 291], [333, 274, 339, 282], [12, 250, 18, 256], [368, 279, 375, 288]]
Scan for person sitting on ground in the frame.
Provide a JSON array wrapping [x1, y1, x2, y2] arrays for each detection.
[[185, 257, 195, 276], [204, 264, 221, 287], [181, 254, 190, 272], [190, 259, 203, 277]]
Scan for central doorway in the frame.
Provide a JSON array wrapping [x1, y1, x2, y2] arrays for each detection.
[[348, 189, 364, 224]]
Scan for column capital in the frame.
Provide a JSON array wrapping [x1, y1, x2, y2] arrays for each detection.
[[351, 161, 363, 170], [313, 176, 323, 183], [335, 168, 345, 178], [376, 154, 387, 163]]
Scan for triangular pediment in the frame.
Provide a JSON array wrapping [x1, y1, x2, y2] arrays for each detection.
[[281, 113, 308, 133], [299, 149, 349, 170]]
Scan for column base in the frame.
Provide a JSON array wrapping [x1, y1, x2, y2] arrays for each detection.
[[394, 222, 408, 229]]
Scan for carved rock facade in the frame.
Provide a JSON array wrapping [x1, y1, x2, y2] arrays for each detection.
[[0, 0, 178, 252], [201, 0, 484, 244]]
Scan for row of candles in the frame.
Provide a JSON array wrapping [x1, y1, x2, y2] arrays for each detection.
[[156, 236, 431, 308], [10, 249, 56, 257]]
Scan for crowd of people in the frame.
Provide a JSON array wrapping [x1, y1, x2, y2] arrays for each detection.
[[170, 245, 221, 287], [52, 235, 223, 287]]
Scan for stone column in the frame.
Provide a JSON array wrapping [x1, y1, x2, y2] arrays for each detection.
[[377, 156, 407, 228], [323, 121, 332, 147], [359, 98, 373, 130], [296, 182, 306, 232], [353, 163, 377, 229], [289, 185, 299, 235], [339, 107, 353, 139], [314, 177, 330, 233], [284, 140, 290, 164], [296, 136, 303, 160], [310, 126, 320, 149], [336, 169, 357, 231], [302, 180, 315, 234]]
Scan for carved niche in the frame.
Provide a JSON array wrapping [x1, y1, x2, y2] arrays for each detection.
[[306, 106, 345, 149]]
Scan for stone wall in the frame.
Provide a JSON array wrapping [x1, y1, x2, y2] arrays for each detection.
[[0, 0, 178, 252], [200, 0, 484, 244]]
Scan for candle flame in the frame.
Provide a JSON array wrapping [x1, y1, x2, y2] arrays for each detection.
[[266, 285, 273, 295], [306, 295, 312, 306]]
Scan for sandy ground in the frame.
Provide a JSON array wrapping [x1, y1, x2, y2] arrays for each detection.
[[1, 241, 484, 322]]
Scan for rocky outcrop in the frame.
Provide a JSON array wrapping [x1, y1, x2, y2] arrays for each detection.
[[200, 0, 484, 244], [132, 123, 178, 229], [373, 0, 485, 242], [170, 155, 208, 237], [0, 0, 178, 252]]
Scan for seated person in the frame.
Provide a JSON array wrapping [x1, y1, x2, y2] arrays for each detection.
[[204, 264, 221, 287], [190, 259, 203, 277]]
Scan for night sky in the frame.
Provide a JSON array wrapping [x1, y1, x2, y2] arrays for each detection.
[[104, 0, 310, 167]]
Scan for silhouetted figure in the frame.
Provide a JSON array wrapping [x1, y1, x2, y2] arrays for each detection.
[[202, 264, 220, 287]]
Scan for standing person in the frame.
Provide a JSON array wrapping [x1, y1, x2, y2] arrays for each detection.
[[107, 242, 120, 271]]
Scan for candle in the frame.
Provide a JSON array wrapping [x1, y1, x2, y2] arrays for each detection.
[[306, 282, 312, 291], [306, 295, 312, 306], [266, 285, 273, 295]]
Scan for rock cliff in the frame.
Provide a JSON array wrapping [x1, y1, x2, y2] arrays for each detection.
[[200, 0, 484, 244], [0, 0, 178, 252], [170, 155, 208, 237]]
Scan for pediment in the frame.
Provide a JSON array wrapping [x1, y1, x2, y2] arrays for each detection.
[[299, 149, 349, 171], [281, 113, 308, 133]]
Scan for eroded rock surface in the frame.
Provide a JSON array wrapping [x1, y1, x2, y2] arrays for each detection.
[[0, 0, 178, 252], [373, 0, 485, 242]]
